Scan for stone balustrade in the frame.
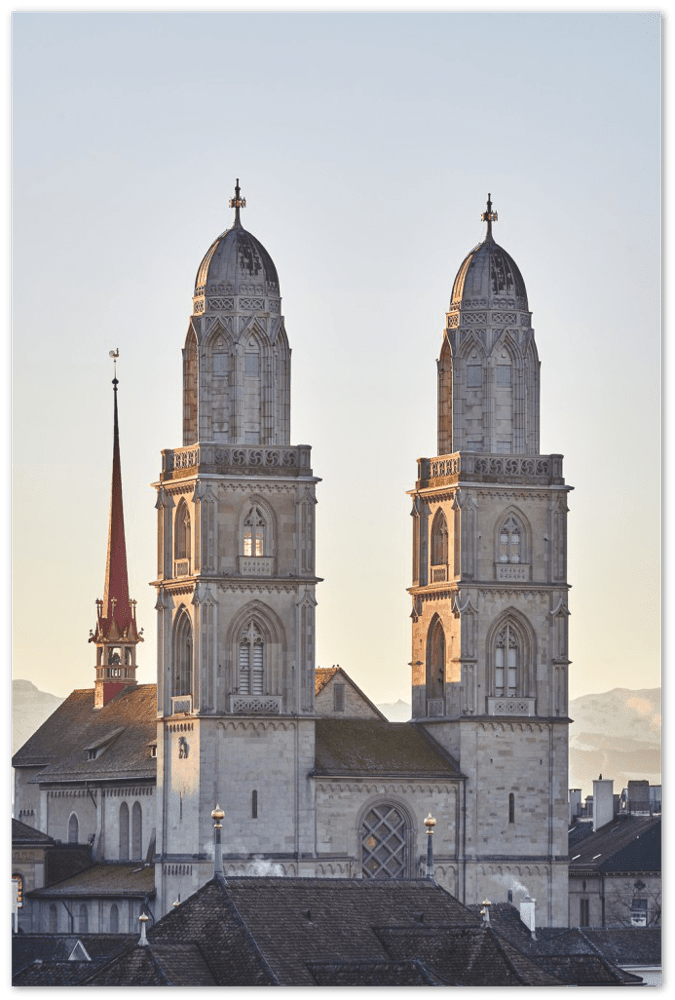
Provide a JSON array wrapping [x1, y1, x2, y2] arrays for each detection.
[[161, 443, 313, 480], [230, 695, 283, 715], [417, 452, 564, 487], [486, 696, 536, 717]]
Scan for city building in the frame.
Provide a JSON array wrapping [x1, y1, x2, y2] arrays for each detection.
[[14, 186, 571, 931]]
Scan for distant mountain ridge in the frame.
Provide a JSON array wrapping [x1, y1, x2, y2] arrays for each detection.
[[12, 679, 65, 756]]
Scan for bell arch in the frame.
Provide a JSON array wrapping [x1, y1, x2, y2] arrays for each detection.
[[486, 608, 536, 698], [426, 613, 446, 700], [494, 506, 531, 567], [224, 600, 286, 702], [238, 494, 277, 559], [172, 605, 193, 698]]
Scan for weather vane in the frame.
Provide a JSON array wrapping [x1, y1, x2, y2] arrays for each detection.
[[229, 178, 246, 225], [109, 348, 119, 386], [481, 193, 498, 228]]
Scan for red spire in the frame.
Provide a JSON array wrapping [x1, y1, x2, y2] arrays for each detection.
[[94, 369, 138, 643]]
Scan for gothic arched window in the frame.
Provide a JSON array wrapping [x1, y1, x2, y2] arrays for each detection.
[[238, 621, 264, 695], [495, 623, 518, 697], [498, 515, 521, 564], [68, 813, 79, 844], [431, 509, 448, 568], [426, 617, 445, 700], [132, 802, 142, 860], [175, 500, 191, 566], [173, 609, 193, 697], [119, 802, 129, 861], [244, 506, 266, 558], [109, 903, 119, 934], [183, 328, 198, 446], [212, 335, 228, 377], [361, 804, 409, 879]]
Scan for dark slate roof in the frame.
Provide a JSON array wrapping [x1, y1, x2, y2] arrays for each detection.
[[28, 862, 156, 899], [569, 816, 661, 873], [12, 683, 157, 783], [581, 928, 661, 967], [536, 953, 643, 985], [81, 945, 171, 986], [12, 933, 135, 977], [374, 925, 563, 986], [12, 817, 54, 845], [314, 719, 462, 778], [307, 959, 443, 986], [45, 845, 95, 886], [12, 960, 102, 986], [568, 820, 595, 848]]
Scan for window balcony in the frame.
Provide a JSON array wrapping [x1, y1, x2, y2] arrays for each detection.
[[230, 694, 282, 715], [171, 695, 193, 715], [495, 563, 530, 582], [486, 696, 536, 716], [426, 698, 446, 717]]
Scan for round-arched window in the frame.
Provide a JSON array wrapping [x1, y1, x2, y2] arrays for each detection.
[[361, 804, 409, 879]]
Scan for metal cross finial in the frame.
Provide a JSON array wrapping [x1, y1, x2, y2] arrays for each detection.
[[480, 193, 498, 236], [229, 178, 246, 226]]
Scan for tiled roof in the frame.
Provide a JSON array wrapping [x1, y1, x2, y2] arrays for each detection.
[[580, 928, 661, 967], [28, 862, 156, 899], [314, 719, 462, 778], [307, 959, 442, 985], [315, 667, 339, 694], [12, 683, 157, 783], [13, 960, 103, 986], [537, 953, 642, 985], [82, 946, 170, 986], [569, 816, 661, 873], [12, 933, 135, 978], [45, 845, 95, 886], [374, 925, 563, 986], [12, 817, 54, 845]]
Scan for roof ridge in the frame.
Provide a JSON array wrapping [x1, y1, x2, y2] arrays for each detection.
[[218, 878, 280, 985]]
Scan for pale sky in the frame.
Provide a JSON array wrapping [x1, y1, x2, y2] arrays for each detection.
[[12, 11, 661, 704]]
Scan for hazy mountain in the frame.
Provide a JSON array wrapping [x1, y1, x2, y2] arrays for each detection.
[[12, 679, 65, 756], [378, 687, 661, 796]]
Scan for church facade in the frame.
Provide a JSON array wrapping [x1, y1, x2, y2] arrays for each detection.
[[14, 187, 571, 930]]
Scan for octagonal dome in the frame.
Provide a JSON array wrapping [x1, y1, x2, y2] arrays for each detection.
[[451, 231, 528, 312], [195, 223, 280, 300]]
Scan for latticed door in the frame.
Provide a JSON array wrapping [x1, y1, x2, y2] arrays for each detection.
[[361, 804, 408, 878]]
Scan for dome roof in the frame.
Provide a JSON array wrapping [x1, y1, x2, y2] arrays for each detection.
[[450, 197, 528, 312], [194, 223, 279, 298]]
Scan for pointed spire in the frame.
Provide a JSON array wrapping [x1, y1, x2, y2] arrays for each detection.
[[100, 352, 133, 640], [480, 192, 498, 239], [229, 178, 246, 228]]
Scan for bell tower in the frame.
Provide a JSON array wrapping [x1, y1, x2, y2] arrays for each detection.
[[153, 183, 320, 914], [410, 197, 571, 926], [89, 357, 143, 709]]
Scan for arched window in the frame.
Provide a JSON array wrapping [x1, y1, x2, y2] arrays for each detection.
[[68, 813, 79, 844], [119, 802, 129, 860], [49, 903, 58, 933], [361, 804, 409, 879], [175, 500, 191, 564], [495, 624, 518, 697], [109, 903, 119, 934], [173, 609, 193, 697], [426, 618, 445, 700], [243, 506, 266, 557], [498, 515, 521, 564], [238, 621, 264, 695], [431, 509, 448, 569], [212, 335, 228, 377], [78, 903, 88, 934], [509, 792, 515, 824], [132, 802, 142, 860], [183, 329, 198, 446]]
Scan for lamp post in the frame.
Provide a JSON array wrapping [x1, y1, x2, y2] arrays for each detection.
[[211, 804, 225, 878], [424, 813, 436, 880]]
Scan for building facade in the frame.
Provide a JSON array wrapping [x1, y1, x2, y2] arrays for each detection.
[[15, 187, 571, 929]]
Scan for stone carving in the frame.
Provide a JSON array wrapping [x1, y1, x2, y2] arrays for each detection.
[[447, 313, 460, 328], [193, 300, 205, 314], [491, 313, 516, 324], [231, 695, 282, 715], [207, 297, 235, 310], [239, 297, 265, 310], [463, 312, 488, 324]]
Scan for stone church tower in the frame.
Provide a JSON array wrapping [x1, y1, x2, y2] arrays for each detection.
[[153, 183, 319, 913], [411, 197, 571, 926]]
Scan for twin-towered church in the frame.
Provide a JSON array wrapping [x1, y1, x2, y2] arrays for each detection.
[[13, 186, 572, 932]]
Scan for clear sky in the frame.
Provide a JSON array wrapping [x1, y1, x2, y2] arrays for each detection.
[[12, 11, 660, 704]]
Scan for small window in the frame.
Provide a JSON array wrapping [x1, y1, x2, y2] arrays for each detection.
[[631, 898, 648, 927], [244, 507, 266, 557], [150, 745, 157, 759], [498, 516, 521, 564], [68, 813, 79, 844], [495, 365, 511, 387], [467, 365, 482, 388], [508, 793, 515, 824], [507, 890, 513, 904], [580, 898, 590, 927], [333, 683, 345, 713], [252, 790, 258, 819]]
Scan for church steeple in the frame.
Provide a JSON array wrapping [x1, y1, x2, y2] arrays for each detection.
[[89, 353, 143, 708]]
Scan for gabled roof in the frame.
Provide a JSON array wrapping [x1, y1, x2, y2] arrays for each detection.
[[569, 816, 661, 873], [12, 683, 157, 783], [314, 719, 462, 778], [28, 862, 156, 899], [536, 953, 642, 985], [306, 958, 443, 986], [12, 933, 135, 979], [12, 817, 54, 845], [315, 666, 387, 719]]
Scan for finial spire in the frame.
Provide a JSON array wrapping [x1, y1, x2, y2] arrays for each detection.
[[481, 193, 498, 238], [229, 178, 246, 227]]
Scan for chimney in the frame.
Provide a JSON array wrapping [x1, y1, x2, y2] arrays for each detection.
[[569, 788, 582, 824], [592, 776, 614, 831], [520, 895, 536, 939]]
